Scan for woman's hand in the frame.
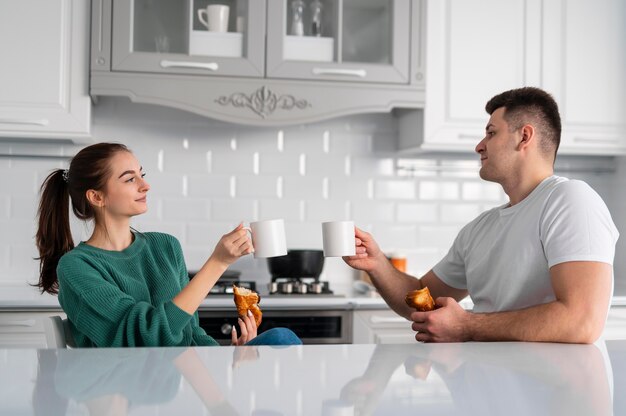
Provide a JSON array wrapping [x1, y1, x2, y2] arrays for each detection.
[[231, 310, 258, 346], [210, 223, 254, 268]]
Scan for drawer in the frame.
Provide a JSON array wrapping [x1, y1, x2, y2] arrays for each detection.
[[0, 313, 46, 334], [354, 309, 412, 329]]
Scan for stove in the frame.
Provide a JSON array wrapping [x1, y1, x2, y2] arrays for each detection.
[[207, 278, 340, 297]]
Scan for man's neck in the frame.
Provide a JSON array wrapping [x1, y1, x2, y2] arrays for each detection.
[[503, 168, 554, 206]]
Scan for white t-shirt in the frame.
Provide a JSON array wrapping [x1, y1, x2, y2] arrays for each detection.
[[432, 175, 619, 313]]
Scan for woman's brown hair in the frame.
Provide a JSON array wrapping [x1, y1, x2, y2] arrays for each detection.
[[35, 142, 130, 294]]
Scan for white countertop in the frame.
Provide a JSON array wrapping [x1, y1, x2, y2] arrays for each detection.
[[2, 285, 626, 311], [1, 340, 623, 415]]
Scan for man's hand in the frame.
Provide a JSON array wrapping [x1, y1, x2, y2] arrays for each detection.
[[410, 297, 471, 343], [342, 227, 389, 274]]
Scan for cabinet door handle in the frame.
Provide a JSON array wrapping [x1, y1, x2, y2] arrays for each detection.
[[370, 316, 409, 324], [160, 60, 219, 71], [0, 118, 49, 126], [0, 319, 37, 327], [573, 136, 618, 145], [312, 68, 367, 78]]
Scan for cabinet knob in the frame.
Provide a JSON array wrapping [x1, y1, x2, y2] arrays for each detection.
[[220, 323, 233, 335]]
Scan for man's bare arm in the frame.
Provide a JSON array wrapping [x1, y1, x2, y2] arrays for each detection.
[[412, 261, 612, 343]]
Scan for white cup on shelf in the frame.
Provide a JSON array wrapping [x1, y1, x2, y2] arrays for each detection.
[[198, 4, 230, 32]]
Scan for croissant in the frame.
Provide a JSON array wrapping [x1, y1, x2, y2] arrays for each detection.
[[233, 285, 262, 327], [405, 287, 435, 312]]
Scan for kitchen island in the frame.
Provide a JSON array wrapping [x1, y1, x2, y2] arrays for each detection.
[[0, 340, 623, 415]]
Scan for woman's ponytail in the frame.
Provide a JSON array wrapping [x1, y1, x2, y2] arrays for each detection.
[[35, 169, 74, 294]]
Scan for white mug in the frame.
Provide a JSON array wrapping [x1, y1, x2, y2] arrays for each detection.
[[322, 221, 356, 257], [321, 399, 355, 416], [245, 219, 287, 258], [198, 5, 230, 32]]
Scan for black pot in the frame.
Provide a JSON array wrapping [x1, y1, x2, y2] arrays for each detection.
[[267, 249, 325, 280]]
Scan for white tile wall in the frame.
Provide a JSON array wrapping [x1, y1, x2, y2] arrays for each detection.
[[0, 97, 624, 295]]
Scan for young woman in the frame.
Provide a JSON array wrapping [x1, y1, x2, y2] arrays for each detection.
[[35, 142, 300, 347]]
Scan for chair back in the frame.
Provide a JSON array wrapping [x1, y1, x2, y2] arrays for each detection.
[[44, 316, 76, 348]]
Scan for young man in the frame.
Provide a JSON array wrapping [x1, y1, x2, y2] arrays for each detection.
[[344, 87, 619, 344]]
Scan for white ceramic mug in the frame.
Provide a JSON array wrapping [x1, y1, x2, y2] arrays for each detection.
[[245, 219, 287, 258], [322, 221, 356, 257], [321, 399, 355, 416], [198, 4, 230, 32]]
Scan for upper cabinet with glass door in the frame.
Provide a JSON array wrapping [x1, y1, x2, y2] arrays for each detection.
[[96, 0, 266, 77], [266, 0, 411, 84]]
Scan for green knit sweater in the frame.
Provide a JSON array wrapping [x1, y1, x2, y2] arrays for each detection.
[[57, 232, 219, 347]]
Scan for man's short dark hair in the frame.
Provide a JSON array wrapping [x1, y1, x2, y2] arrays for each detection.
[[485, 87, 562, 160]]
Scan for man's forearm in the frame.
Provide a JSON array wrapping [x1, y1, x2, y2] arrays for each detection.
[[368, 265, 422, 319], [466, 300, 603, 344]]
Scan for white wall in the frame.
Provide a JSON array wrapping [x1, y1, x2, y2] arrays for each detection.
[[0, 98, 623, 295]]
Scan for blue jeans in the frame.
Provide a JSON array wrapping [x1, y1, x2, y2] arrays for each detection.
[[245, 327, 302, 346]]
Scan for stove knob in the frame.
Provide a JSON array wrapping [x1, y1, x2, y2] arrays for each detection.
[[220, 323, 233, 335], [279, 282, 293, 294]]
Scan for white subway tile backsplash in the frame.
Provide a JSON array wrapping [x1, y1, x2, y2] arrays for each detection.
[[396, 203, 439, 223], [283, 176, 324, 199], [211, 151, 256, 174], [162, 199, 209, 221], [352, 202, 395, 223], [162, 149, 211, 174], [1, 101, 624, 295], [259, 199, 302, 222], [236, 175, 280, 198], [211, 199, 256, 222], [305, 200, 350, 222], [0, 196, 9, 219], [416, 225, 462, 251], [306, 154, 349, 177], [329, 133, 372, 155], [462, 181, 506, 201], [441, 203, 482, 224], [284, 222, 323, 249], [374, 179, 416, 200], [186, 174, 231, 198], [9, 196, 37, 221], [419, 181, 460, 200], [352, 157, 395, 177], [371, 223, 418, 252], [328, 178, 371, 200], [259, 153, 301, 175], [0, 171, 38, 196], [146, 173, 184, 197]]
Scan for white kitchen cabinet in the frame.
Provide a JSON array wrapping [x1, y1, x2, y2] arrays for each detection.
[[0, 0, 91, 142], [0, 312, 65, 348], [411, 0, 625, 155], [603, 307, 626, 340], [353, 309, 416, 344], [541, 0, 626, 155], [91, 0, 425, 126]]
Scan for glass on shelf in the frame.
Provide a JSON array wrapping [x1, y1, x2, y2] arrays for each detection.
[[342, 0, 392, 64], [284, 0, 335, 62], [132, 0, 187, 54]]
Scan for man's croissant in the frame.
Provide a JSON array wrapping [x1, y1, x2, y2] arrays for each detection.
[[405, 287, 435, 312], [233, 285, 262, 327]]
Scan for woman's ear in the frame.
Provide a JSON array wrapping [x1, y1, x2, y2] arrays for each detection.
[[85, 189, 105, 208]]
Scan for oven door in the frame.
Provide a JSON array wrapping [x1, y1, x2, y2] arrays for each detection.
[[198, 309, 353, 345]]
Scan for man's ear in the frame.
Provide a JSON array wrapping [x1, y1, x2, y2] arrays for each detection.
[[85, 189, 105, 208], [517, 124, 535, 151]]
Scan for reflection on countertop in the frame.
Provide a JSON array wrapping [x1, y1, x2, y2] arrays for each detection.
[[1, 341, 623, 415]]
